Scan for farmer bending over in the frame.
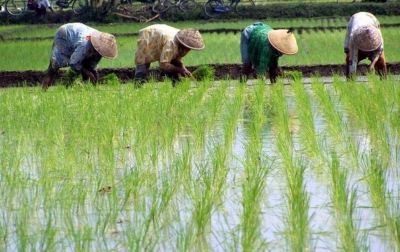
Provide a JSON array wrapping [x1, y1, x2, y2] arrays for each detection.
[[134, 24, 205, 84], [240, 22, 298, 84], [344, 12, 387, 79], [42, 23, 118, 91]]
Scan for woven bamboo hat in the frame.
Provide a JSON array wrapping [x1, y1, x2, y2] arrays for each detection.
[[352, 25, 382, 52], [90, 31, 118, 59], [175, 28, 205, 50], [268, 29, 298, 55]]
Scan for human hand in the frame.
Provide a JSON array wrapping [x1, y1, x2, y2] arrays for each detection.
[[81, 68, 97, 83], [368, 65, 375, 73]]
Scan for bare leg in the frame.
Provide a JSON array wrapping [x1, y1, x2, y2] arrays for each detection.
[[240, 63, 252, 83], [374, 53, 387, 79], [42, 64, 58, 91]]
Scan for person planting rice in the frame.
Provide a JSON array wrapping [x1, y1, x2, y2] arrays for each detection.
[[42, 23, 118, 91], [134, 24, 205, 85], [344, 12, 387, 79], [240, 22, 298, 84]]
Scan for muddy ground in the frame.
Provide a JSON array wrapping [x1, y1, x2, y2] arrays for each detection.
[[1, 63, 400, 88]]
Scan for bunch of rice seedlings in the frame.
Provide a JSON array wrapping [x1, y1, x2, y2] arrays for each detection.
[[97, 73, 120, 85], [284, 70, 303, 81], [61, 70, 81, 86], [192, 65, 215, 81]]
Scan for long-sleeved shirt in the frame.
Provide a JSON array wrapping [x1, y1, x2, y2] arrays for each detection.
[[248, 25, 281, 75], [344, 12, 384, 75], [50, 23, 102, 72], [134, 24, 189, 71]]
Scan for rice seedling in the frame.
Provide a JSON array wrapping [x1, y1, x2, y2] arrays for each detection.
[[270, 83, 313, 251], [328, 152, 367, 252], [1, 66, 400, 250], [192, 65, 216, 81]]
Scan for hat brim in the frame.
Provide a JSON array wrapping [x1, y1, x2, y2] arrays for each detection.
[[268, 29, 298, 55], [352, 25, 382, 52], [90, 31, 118, 59], [175, 29, 205, 50]]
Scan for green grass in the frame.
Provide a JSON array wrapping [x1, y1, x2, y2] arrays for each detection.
[[1, 17, 400, 251], [2, 27, 400, 71]]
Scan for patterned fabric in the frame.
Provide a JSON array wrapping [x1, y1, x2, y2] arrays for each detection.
[[247, 25, 281, 75], [344, 12, 384, 75], [240, 22, 264, 64], [49, 23, 102, 72], [134, 24, 189, 71]]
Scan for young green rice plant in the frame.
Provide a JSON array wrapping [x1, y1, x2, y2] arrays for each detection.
[[192, 65, 216, 81], [187, 144, 229, 249], [311, 79, 358, 168], [270, 83, 312, 251], [239, 82, 271, 251], [333, 76, 391, 161], [386, 195, 400, 250], [360, 151, 389, 224], [221, 82, 245, 149], [328, 152, 367, 252], [283, 70, 303, 81], [291, 79, 323, 163]]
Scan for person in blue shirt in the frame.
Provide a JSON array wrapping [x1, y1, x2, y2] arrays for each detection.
[[42, 23, 118, 91], [240, 22, 298, 83]]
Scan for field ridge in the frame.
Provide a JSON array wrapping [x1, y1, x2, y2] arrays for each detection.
[[1, 62, 400, 87]]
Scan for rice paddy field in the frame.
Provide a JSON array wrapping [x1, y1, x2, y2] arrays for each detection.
[[0, 18, 400, 251]]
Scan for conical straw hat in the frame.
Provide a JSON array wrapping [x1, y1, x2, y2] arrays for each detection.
[[352, 25, 382, 52], [90, 31, 118, 59], [267, 29, 298, 55], [175, 28, 205, 50]]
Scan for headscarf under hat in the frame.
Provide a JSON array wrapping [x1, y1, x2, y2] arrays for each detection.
[[175, 28, 205, 50], [90, 31, 118, 59], [267, 29, 298, 55], [352, 25, 382, 52]]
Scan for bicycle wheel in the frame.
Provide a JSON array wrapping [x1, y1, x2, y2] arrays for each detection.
[[152, 0, 169, 13], [5, 0, 26, 15], [49, 0, 64, 12], [179, 0, 197, 11], [72, 0, 87, 14], [235, 0, 254, 17], [204, 0, 224, 18]]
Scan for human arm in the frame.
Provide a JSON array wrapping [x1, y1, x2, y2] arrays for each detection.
[[347, 39, 358, 78], [160, 59, 193, 78], [159, 42, 193, 78], [70, 43, 100, 83]]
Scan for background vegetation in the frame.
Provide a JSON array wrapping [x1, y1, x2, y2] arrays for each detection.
[[1, 1, 400, 24]]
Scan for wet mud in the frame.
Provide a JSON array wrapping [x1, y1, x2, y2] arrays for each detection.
[[1, 63, 400, 88]]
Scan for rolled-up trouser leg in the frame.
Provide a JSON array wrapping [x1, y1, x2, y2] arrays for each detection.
[[134, 64, 150, 84]]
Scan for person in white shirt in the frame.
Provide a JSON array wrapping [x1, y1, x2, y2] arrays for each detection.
[[344, 12, 387, 79]]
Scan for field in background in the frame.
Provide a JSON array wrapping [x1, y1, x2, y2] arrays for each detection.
[[1, 18, 400, 71]]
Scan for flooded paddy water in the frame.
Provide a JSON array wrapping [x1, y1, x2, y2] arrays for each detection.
[[0, 76, 399, 251]]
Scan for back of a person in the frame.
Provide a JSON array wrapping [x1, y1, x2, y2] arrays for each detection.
[[135, 24, 180, 65], [350, 12, 379, 32], [139, 24, 179, 43], [63, 23, 95, 43]]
